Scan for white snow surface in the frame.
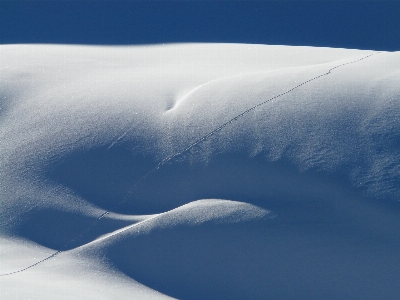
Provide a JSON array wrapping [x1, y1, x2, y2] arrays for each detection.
[[1, 43, 400, 299]]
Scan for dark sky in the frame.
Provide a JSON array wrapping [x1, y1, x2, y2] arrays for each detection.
[[1, 1, 399, 51]]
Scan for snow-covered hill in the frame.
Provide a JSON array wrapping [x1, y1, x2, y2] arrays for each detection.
[[1, 44, 399, 299]]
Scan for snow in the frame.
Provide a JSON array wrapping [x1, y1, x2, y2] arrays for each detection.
[[1, 43, 400, 299]]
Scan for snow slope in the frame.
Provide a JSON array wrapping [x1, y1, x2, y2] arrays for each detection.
[[1, 44, 400, 299]]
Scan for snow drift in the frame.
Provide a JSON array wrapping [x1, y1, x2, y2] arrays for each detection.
[[1, 43, 400, 299]]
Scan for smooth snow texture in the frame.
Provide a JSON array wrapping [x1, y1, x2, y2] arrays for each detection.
[[1, 43, 400, 299]]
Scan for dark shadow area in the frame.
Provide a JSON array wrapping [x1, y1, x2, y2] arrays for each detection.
[[1, 1, 399, 51], [45, 140, 348, 216], [107, 213, 400, 300], [46, 144, 157, 214], [45, 134, 400, 219]]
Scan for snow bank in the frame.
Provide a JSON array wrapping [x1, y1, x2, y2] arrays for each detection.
[[1, 44, 400, 299]]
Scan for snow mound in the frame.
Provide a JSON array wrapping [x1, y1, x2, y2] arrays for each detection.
[[1, 44, 400, 299]]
